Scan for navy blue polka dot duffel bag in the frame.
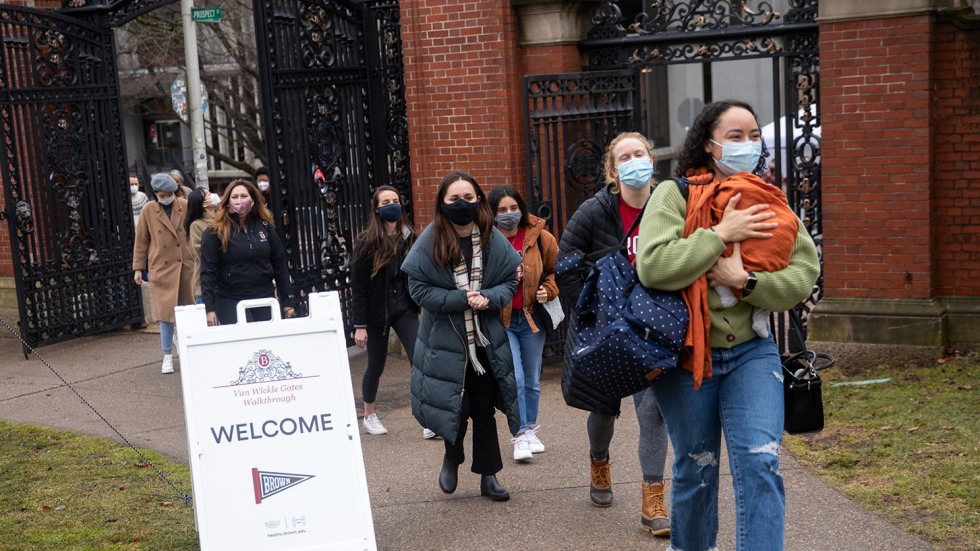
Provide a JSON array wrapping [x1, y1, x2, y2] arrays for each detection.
[[568, 251, 689, 399]]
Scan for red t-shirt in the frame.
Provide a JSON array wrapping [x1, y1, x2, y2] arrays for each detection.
[[619, 200, 643, 265], [506, 227, 525, 310]]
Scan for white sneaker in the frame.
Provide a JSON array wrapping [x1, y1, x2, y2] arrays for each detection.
[[362, 414, 388, 435], [161, 354, 174, 374], [422, 428, 437, 440], [526, 427, 545, 454], [512, 434, 533, 462]]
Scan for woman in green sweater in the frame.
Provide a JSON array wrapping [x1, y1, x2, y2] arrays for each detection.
[[636, 100, 819, 551]]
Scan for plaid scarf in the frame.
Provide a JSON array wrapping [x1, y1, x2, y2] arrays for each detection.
[[453, 225, 490, 375]]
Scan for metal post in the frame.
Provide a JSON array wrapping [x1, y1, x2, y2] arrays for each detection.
[[181, 0, 208, 189]]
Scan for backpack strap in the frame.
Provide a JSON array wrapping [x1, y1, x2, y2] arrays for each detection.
[[619, 199, 647, 249], [580, 195, 650, 264], [675, 177, 690, 202], [536, 233, 549, 286]]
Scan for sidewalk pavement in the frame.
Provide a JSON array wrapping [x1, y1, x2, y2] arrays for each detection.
[[0, 318, 937, 550]]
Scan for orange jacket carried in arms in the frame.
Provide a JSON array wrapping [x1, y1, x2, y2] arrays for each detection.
[[680, 169, 799, 388]]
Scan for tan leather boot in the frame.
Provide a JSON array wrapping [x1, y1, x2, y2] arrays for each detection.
[[641, 481, 670, 536], [589, 455, 613, 507]]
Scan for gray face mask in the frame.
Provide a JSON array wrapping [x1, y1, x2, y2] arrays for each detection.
[[495, 211, 522, 230], [157, 194, 176, 206]]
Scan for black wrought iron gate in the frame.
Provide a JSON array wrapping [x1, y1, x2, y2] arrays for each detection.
[[253, 0, 411, 334], [0, 6, 141, 350], [523, 69, 639, 238], [1, 0, 409, 347], [525, 0, 822, 353]]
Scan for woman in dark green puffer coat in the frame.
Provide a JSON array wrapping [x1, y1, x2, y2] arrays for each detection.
[[401, 170, 522, 502]]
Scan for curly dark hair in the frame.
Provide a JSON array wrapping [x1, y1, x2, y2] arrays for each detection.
[[675, 100, 769, 178]]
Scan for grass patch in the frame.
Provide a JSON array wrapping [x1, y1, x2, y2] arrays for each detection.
[[0, 422, 198, 550], [785, 352, 980, 551]]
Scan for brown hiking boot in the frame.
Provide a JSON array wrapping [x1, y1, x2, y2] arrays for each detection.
[[641, 481, 670, 537], [589, 455, 613, 507]]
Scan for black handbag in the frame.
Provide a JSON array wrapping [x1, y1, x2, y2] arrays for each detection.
[[781, 336, 835, 435]]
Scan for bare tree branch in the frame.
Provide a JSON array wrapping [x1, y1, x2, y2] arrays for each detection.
[[119, 0, 266, 169]]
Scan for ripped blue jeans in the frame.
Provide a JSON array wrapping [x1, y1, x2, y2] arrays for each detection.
[[653, 335, 784, 551]]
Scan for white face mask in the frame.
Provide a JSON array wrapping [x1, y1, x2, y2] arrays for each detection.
[[157, 194, 176, 206], [130, 185, 139, 195], [210, 193, 221, 206], [257, 181, 270, 192]]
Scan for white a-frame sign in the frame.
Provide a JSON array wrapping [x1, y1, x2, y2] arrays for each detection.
[[175, 293, 376, 550]]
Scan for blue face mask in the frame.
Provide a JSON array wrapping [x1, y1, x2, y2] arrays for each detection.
[[710, 139, 762, 177], [377, 202, 402, 222], [617, 157, 655, 189]]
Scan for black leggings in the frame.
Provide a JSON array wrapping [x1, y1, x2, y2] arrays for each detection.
[[361, 310, 419, 404]]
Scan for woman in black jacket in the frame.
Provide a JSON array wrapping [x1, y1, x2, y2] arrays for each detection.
[[350, 185, 421, 437], [200, 179, 294, 326], [557, 132, 671, 537]]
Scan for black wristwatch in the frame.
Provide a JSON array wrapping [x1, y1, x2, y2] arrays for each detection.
[[742, 271, 758, 297]]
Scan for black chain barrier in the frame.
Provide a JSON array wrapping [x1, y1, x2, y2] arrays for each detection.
[[0, 316, 192, 506]]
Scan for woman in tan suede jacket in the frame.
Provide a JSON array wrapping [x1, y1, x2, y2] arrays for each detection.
[[488, 184, 558, 463]]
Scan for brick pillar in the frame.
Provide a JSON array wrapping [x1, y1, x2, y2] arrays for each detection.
[[809, 2, 980, 348], [400, 0, 527, 224], [513, 0, 591, 75], [931, 8, 980, 344], [400, 0, 591, 226]]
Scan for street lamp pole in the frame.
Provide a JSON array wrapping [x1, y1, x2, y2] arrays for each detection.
[[181, 0, 208, 190]]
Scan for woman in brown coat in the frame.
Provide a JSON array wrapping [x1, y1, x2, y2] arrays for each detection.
[[487, 184, 559, 463], [133, 173, 195, 374]]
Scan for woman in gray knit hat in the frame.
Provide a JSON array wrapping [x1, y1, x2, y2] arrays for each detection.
[[132, 173, 195, 374]]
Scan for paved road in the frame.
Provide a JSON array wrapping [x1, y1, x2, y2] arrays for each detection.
[[0, 317, 936, 550]]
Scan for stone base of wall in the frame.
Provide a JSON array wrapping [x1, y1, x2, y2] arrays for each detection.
[[385, 314, 423, 358], [809, 296, 980, 349], [0, 278, 15, 311], [943, 297, 980, 347], [804, 340, 946, 374], [0, 278, 155, 326], [387, 330, 406, 358]]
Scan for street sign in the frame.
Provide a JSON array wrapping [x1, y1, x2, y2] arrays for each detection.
[[191, 7, 222, 22]]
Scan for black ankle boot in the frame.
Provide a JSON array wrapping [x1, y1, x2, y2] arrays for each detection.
[[439, 456, 458, 494], [480, 474, 510, 502]]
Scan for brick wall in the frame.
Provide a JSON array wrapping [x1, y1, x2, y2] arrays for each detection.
[[820, 14, 935, 300], [521, 43, 584, 77], [0, 213, 10, 278], [401, 0, 523, 224], [933, 18, 980, 297], [400, 1, 587, 227]]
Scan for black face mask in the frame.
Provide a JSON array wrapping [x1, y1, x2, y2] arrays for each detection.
[[441, 198, 480, 226]]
